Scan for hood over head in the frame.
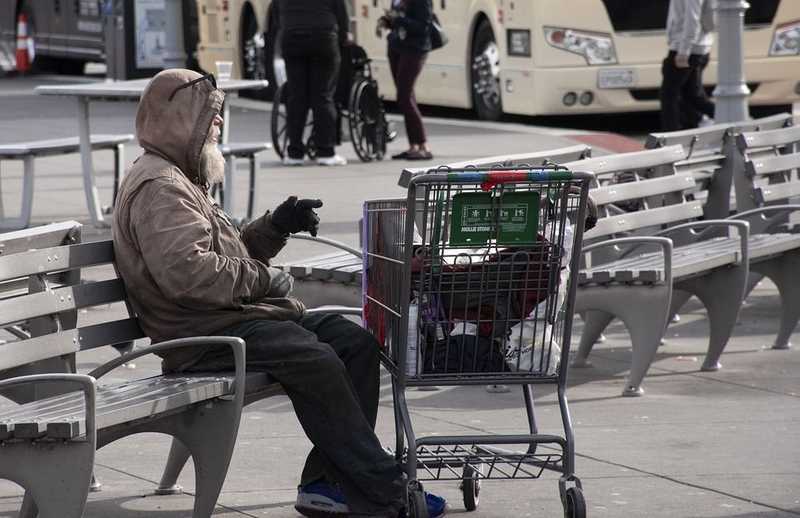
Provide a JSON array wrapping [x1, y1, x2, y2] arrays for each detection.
[[135, 68, 225, 184]]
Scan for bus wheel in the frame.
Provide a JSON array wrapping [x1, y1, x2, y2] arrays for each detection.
[[471, 20, 503, 121], [240, 9, 267, 99]]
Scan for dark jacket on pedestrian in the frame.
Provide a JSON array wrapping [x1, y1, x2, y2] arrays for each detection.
[[388, 0, 433, 54], [273, 0, 350, 46], [113, 69, 305, 371]]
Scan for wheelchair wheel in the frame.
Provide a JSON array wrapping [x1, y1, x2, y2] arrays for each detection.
[[270, 83, 289, 159], [270, 83, 314, 160], [348, 78, 386, 162]]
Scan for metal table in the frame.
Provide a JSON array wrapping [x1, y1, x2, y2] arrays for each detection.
[[35, 78, 268, 227]]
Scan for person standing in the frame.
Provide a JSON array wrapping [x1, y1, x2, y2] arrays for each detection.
[[378, 0, 434, 161], [274, 0, 349, 166], [660, 0, 716, 131]]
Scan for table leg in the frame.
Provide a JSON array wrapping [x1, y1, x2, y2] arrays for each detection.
[[77, 97, 107, 227], [220, 99, 234, 215]]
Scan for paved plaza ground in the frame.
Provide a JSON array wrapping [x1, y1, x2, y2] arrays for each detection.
[[0, 75, 798, 517]]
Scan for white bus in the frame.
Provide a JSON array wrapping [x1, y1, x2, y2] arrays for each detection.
[[197, 0, 800, 118]]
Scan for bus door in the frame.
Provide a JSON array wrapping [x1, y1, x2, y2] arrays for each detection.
[[424, 0, 470, 107]]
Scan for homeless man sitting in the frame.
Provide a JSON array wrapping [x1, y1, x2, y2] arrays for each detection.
[[112, 69, 446, 518]]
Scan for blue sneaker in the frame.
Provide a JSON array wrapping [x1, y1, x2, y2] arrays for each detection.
[[425, 492, 447, 518], [295, 481, 349, 516]]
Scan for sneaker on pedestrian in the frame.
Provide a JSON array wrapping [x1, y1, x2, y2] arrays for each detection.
[[316, 154, 348, 166], [283, 156, 305, 166], [295, 481, 349, 516]]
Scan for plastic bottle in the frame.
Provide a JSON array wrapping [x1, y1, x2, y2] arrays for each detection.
[[406, 302, 419, 377]]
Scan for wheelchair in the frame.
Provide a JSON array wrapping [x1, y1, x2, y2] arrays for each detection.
[[271, 44, 394, 163]]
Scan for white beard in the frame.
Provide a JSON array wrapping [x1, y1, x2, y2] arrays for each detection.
[[198, 141, 226, 186]]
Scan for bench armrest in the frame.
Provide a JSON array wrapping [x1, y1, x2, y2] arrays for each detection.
[[655, 220, 750, 266], [89, 337, 247, 404], [583, 237, 674, 286], [289, 234, 363, 259], [306, 306, 363, 317], [0, 374, 96, 441], [728, 204, 800, 234]]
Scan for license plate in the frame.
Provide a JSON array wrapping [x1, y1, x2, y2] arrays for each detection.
[[598, 68, 636, 89]]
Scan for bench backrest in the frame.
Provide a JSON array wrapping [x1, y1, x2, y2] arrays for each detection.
[[398, 144, 592, 188], [644, 113, 795, 218], [735, 125, 800, 211], [562, 145, 705, 247], [0, 223, 145, 403]]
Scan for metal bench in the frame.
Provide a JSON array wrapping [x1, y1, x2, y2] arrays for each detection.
[[0, 134, 134, 231], [733, 124, 800, 349], [561, 145, 752, 395], [645, 113, 794, 216], [212, 141, 273, 221], [0, 221, 250, 518], [278, 145, 594, 310]]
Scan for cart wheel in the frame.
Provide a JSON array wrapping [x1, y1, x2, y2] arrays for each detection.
[[563, 487, 586, 518], [349, 78, 386, 162], [461, 463, 481, 511], [408, 487, 430, 518]]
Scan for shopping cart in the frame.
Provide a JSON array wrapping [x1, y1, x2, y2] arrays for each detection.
[[362, 166, 592, 518]]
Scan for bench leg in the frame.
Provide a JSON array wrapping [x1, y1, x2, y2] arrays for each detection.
[[572, 310, 614, 368], [112, 143, 125, 207], [1, 441, 94, 518], [20, 156, 34, 229], [677, 264, 748, 372], [574, 283, 672, 396], [666, 290, 692, 328], [223, 155, 235, 215], [247, 154, 256, 221], [117, 398, 243, 518], [750, 251, 800, 350], [156, 438, 192, 494]]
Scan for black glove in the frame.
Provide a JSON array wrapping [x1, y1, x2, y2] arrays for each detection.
[[266, 266, 294, 297], [271, 196, 323, 236]]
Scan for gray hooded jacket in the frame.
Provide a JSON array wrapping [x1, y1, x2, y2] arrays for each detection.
[[112, 68, 304, 371]]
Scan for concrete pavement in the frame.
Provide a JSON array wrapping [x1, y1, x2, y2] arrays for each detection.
[[0, 74, 798, 517]]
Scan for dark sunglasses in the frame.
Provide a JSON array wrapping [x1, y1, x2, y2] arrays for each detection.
[[168, 73, 218, 102]]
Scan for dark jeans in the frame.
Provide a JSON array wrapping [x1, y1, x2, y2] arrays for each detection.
[[283, 30, 341, 158], [389, 49, 428, 146], [181, 313, 404, 515], [660, 50, 715, 131]]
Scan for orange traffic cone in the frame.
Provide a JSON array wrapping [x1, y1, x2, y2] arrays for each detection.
[[15, 13, 32, 74]]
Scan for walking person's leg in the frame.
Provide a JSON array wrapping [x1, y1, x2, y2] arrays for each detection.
[[660, 50, 692, 131], [390, 50, 430, 159], [684, 53, 715, 121], [181, 319, 405, 516], [284, 35, 311, 162], [309, 32, 344, 164]]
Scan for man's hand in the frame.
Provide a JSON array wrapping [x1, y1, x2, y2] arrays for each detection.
[[266, 267, 294, 297], [271, 196, 324, 236], [675, 54, 690, 68]]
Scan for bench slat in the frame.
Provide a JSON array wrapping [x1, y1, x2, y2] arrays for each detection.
[[739, 126, 800, 150], [0, 319, 143, 372], [8, 375, 234, 440], [0, 278, 126, 327], [590, 173, 696, 206], [746, 153, 800, 177], [585, 201, 704, 239], [0, 221, 80, 257], [0, 134, 133, 158], [0, 241, 113, 282], [562, 145, 686, 176], [748, 233, 800, 260], [759, 181, 800, 204]]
